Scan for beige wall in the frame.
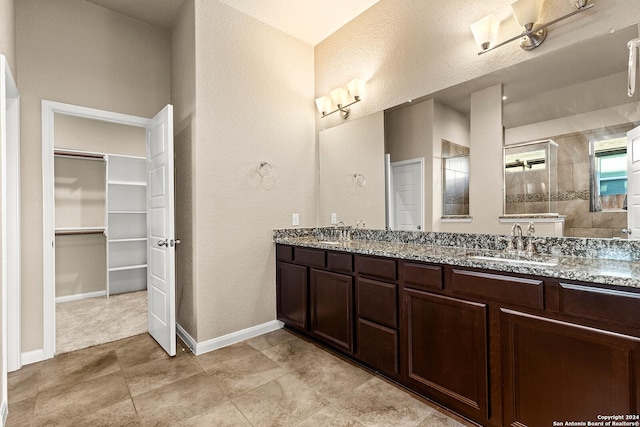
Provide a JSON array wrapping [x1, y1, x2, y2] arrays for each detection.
[[54, 113, 146, 157], [171, 0, 197, 338], [319, 112, 385, 229], [0, 0, 15, 72], [194, 1, 315, 341], [171, 0, 195, 133], [16, 0, 170, 352]]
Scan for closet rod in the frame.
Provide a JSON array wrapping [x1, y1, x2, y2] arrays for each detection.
[[55, 229, 105, 236], [54, 150, 105, 161]]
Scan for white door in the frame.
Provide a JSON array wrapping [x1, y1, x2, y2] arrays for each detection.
[[146, 105, 176, 356], [391, 158, 424, 231], [627, 125, 640, 240], [2, 55, 21, 374]]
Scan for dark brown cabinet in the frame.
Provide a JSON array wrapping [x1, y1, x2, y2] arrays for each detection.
[[402, 288, 489, 421], [275, 243, 640, 427], [356, 277, 399, 375], [355, 255, 399, 377], [276, 261, 308, 332], [501, 308, 640, 426], [310, 269, 354, 353]]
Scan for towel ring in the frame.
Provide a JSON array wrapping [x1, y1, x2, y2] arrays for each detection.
[[257, 161, 273, 179], [353, 173, 366, 187]]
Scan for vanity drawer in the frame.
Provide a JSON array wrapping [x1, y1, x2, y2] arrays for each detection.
[[357, 277, 397, 328], [559, 283, 640, 329], [328, 252, 353, 273], [355, 255, 396, 282], [276, 245, 293, 262], [400, 261, 443, 291], [449, 269, 544, 310], [294, 247, 326, 268], [357, 318, 398, 376]]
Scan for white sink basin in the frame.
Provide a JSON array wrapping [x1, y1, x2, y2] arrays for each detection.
[[469, 254, 559, 267]]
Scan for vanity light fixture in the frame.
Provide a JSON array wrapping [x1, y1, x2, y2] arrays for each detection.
[[472, 0, 594, 55], [315, 78, 366, 119]]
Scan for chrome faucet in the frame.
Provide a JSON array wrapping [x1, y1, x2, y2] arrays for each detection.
[[525, 222, 544, 255], [511, 223, 524, 252], [355, 219, 366, 229], [334, 221, 346, 241]]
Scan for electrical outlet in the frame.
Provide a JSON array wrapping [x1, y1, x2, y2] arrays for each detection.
[[292, 213, 299, 226], [331, 213, 337, 224]]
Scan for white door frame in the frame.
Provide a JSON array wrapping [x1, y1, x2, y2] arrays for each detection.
[[628, 125, 640, 240], [2, 56, 21, 379], [42, 100, 149, 359], [388, 157, 425, 231]]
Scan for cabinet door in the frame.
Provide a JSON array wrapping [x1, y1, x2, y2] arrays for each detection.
[[310, 269, 354, 354], [501, 308, 640, 427], [276, 262, 308, 332], [402, 289, 489, 420]]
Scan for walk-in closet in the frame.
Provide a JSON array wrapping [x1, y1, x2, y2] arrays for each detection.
[[53, 113, 148, 354]]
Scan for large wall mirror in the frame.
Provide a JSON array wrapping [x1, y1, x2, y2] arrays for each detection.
[[318, 23, 640, 239]]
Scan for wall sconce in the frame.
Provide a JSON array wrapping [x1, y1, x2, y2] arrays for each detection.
[[315, 78, 365, 119], [471, 0, 594, 55]]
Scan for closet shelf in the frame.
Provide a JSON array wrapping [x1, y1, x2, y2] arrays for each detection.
[[108, 210, 147, 214], [108, 237, 148, 243], [108, 264, 147, 272], [55, 227, 105, 236], [108, 180, 147, 187]]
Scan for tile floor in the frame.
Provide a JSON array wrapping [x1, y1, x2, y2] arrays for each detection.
[[56, 290, 147, 354], [7, 329, 476, 426]]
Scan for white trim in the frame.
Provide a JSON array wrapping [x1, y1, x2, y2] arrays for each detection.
[[2, 55, 21, 380], [42, 100, 150, 360], [55, 291, 106, 304], [441, 217, 473, 223], [499, 216, 566, 224], [178, 320, 284, 356], [0, 399, 7, 427], [175, 323, 197, 354], [21, 349, 44, 366]]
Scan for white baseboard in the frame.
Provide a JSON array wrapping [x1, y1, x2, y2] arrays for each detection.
[[55, 290, 106, 304], [1, 400, 7, 427], [176, 323, 197, 354], [177, 320, 284, 356], [21, 348, 44, 366]]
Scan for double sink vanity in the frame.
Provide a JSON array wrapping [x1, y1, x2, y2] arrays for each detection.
[[274, 227, 640, 427]]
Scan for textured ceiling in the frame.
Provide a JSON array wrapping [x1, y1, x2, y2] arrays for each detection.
[[84, 0, 380, 44], [219, 0, 380, 45], [85, 0, 187, 30]]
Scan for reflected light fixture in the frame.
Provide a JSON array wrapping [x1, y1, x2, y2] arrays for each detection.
[[472, 0, 594, 55], [315, 78, 366, 119]]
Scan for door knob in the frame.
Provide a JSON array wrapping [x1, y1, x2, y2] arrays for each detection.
[[622, 228, 633, 235], [158, 239, 168, 247]]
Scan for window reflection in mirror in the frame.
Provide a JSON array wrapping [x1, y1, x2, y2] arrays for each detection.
[[504, 140, 558, 216], [590, 135, 628, 212], [442, 140, 469, 216]]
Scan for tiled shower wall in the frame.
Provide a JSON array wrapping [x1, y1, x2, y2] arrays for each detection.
[[506, 130, 628, 238]]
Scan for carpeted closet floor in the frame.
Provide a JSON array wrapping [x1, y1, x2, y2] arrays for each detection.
[[56, 290, 147, 354]]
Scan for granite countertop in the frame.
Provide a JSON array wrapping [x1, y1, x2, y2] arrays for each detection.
[[274, 236, 640, 290]]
